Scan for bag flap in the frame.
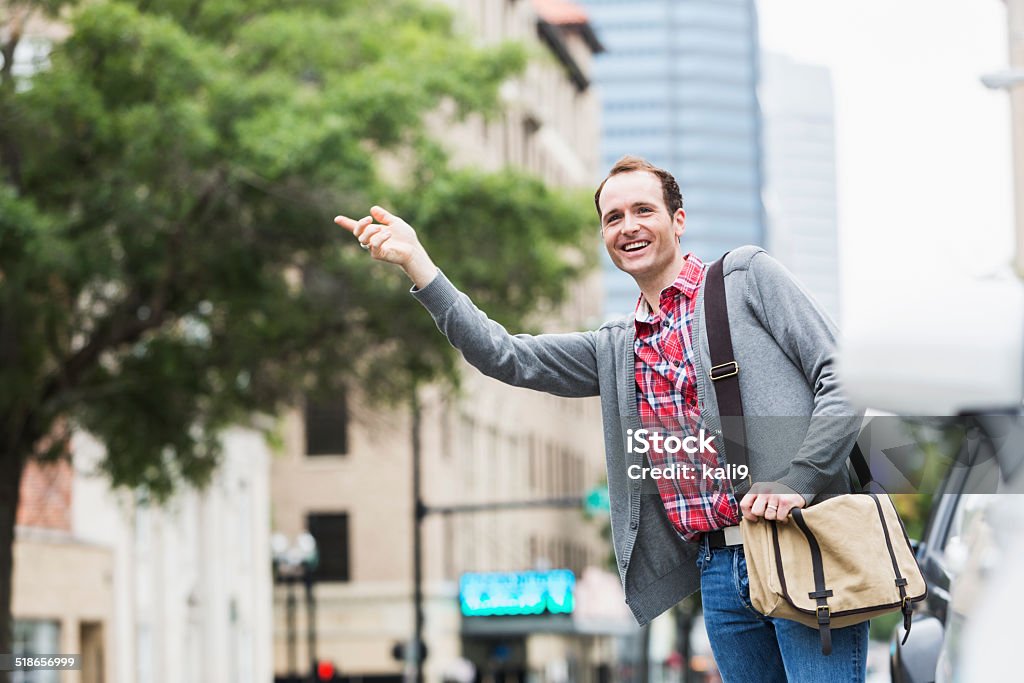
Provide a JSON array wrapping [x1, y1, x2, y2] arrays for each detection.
[[772, 494, 926, 615]]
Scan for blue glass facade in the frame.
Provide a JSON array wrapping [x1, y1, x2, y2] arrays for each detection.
[[580, 0, 766, 317]]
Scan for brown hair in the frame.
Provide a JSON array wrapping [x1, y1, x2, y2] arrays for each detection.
[[593, 155, 683, 221]]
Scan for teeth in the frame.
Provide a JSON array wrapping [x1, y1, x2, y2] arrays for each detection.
[[624, 241, 650, 252]]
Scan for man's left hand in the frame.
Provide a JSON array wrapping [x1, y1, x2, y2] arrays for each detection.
[[740, 482, 805, 523]]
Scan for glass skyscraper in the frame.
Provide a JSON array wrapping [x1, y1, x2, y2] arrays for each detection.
[[761, 52, 841, 322], [580, 0, 766, 317]]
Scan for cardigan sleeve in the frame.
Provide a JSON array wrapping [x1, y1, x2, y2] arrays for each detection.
[[411, 270, 600, 398]]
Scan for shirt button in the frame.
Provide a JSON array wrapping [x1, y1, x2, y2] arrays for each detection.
[[630, 520, 638, 530], [621, 559, 628, 568]]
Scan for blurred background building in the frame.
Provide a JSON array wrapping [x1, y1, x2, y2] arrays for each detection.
[[12, 457, 112, 683], [580, 0, 766, 318], [269, 2, 630, 682], [12, 429, 272, 683], [760, 52, 840, 321]]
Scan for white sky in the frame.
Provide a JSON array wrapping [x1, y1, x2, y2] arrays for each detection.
[[757, 0, 1015, 324]]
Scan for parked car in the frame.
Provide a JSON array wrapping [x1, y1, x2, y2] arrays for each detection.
[[840, 277, 1024, 683], [886, 416, 1021, 683]]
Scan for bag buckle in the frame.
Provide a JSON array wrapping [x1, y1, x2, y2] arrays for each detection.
[[710, 361, 739, 381], [816, 605, 830, 624]]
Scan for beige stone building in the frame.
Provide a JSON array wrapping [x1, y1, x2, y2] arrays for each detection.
[[269, 2, 637, 682], [12, 459, 113, 683], [11, 428, 274, 683]]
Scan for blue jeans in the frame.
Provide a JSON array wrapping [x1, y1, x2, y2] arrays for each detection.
[[697, 540, 869, 682]]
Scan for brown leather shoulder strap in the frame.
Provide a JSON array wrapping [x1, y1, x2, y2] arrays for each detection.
[[706, 254, 871, 497], [705, 255, 749, 495]]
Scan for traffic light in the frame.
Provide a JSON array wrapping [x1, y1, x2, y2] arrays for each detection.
[[315, 659, 337, 682]]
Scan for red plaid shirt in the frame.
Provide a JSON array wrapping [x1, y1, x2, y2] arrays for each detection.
[[634, 254, 741, 541]]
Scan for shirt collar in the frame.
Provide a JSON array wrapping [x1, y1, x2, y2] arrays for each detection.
[[633, 253, 705, 324]]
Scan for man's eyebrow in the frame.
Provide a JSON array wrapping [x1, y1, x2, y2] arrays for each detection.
[[600, 207, 620, 224], [602, 201, 651, 224]]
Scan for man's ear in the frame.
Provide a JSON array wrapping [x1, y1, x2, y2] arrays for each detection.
[[673, 208, 686, 240]]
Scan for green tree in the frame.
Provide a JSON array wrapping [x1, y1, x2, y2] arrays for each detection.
[[0, 0, 596, 665]]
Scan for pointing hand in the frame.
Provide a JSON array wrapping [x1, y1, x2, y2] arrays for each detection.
[[334, 205, 438, 288]]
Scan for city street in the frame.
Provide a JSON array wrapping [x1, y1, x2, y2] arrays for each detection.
[[1, 0, 1020, 681]]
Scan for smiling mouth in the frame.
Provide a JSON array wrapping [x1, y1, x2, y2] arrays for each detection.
[[622, 240, 650, 253]]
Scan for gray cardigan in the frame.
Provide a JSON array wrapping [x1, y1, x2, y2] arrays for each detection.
[[411, 246, 861, 625]]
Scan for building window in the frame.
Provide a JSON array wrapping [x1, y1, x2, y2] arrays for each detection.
[[307, 512, 350, 582], [522, 114, 541, 136], [12, 620, 60, 683], [305, 393, 348, 456]]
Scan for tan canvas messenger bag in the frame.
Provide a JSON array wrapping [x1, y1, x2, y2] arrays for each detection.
[[706, 256, 927, 655], [739, 490, 927, 654]]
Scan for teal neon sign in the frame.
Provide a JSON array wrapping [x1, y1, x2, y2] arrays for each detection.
[[459, 569, 575, 616]]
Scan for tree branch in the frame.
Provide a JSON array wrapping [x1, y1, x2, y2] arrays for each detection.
[[0, 4, 28, 85], [0, 3, 35, 189], [38, 169, 227, 405]]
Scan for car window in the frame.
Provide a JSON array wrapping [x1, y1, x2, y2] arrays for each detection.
[[943, 495, 998, 550], [940, 424, 1004, 551]]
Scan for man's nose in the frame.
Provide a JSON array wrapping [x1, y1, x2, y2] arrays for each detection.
[[622, 215, 642, 234]]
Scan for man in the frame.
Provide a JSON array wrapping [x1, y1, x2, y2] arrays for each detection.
[[336, 156, 867, 681]]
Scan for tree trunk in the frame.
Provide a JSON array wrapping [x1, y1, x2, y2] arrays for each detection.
[[0, 433, 28, 683]]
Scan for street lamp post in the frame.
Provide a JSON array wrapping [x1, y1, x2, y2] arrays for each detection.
[[286, 578, 297, 677], [305, 569, 317, 680], [273, 532, 320, 683], [408, 388, 596, 683]]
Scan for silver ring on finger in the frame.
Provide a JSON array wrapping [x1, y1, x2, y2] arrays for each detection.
[[360, 242, 370, 250]]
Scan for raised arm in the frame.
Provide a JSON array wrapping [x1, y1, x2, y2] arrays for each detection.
[[335, 206, 600, 397]]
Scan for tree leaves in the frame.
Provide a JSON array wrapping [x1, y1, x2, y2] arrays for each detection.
[[398, 169, 596, 328], [0, 0, 596, 499]]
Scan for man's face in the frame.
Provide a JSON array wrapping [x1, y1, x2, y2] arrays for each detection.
[[598, 171, 685, 283]]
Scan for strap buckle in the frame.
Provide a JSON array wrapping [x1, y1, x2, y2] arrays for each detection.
[[710, 361, 739, 381], [816, 605, 830, 624]]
